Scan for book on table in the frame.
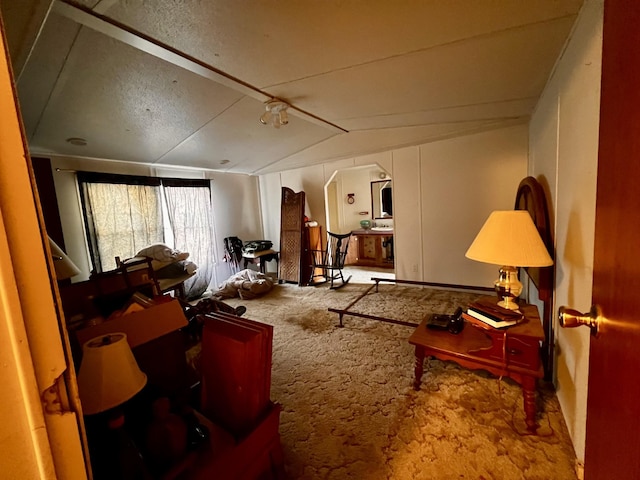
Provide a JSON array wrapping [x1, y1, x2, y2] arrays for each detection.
[[466, 298, 524, 329]]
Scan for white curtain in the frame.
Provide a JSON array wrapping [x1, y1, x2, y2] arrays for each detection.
[[163, 184, 216, 299], [84, 182, 163, 272]]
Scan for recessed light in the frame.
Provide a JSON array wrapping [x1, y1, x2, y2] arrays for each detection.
[[66, 137, 87, 146]]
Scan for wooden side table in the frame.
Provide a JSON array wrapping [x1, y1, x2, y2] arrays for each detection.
[[242, 249, 279, 277], [408, 297, 545, 432]]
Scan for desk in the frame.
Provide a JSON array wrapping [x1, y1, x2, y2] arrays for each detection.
[[408, 297, 544, 432], [242, 249, 279, 276]]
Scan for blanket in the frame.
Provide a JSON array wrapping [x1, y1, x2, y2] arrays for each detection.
[[214, 269, 274, 300]]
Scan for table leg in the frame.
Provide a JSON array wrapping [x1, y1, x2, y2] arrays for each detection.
[[521, 375, 538, 432], [413, 346, 425, 390]]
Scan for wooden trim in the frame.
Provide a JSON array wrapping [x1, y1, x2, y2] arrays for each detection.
[[514, 176, 554, 381], [77, 171, 162, 186], [161, 178, 210, 188]]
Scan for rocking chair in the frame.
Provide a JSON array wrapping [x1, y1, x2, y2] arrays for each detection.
[[309, 231, 352, 289]]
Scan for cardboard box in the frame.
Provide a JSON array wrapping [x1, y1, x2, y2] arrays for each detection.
[[75, 298, 194, 397], [75, 298, 188, 348]]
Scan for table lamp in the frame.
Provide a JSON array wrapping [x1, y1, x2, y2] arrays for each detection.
[[78, 333, 150, 478], [77, 333, 147, 415], [465, 210, 553, 310], [48, 236, 81, 280]]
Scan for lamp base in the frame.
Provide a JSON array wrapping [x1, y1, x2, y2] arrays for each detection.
[[494, 265, 522, 311], [497, 297, 520, 311]]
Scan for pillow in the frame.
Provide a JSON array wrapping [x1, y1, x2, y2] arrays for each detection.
[[136, 243, 178, 262], [135, 243, 189, 269]]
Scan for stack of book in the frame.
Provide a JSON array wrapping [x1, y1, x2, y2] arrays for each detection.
[[466, 298, 524, 329]]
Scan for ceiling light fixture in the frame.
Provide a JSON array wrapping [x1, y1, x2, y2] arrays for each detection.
[[66, 137, 87, 146], [259, 100, 289, 129]]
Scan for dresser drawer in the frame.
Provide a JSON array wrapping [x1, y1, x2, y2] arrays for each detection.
[[505, 335, 541, 370]]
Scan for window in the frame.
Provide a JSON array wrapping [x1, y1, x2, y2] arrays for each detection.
[[163, 179, 216, 299], [79, 172, 215, 299]]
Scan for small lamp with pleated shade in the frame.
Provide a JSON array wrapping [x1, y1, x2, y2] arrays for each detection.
[[465, 210, 553, 310], [77, 333, 147, 415], [77, 333, 150, 477]]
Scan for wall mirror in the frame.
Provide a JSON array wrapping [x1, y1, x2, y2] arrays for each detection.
[[371, 180, 393, 219]]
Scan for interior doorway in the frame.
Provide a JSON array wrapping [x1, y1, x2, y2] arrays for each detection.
[[324, 164, 395, 282]]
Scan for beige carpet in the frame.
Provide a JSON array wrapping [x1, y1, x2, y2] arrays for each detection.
[[221, 280, 577, 480]]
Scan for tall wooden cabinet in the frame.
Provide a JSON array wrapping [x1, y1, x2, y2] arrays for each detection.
[[32, 157, 66, 249], [279, 187, 323, 285], [279, 187, 305, 284]]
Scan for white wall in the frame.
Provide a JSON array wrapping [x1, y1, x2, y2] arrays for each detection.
[[258, 164, 328, 260], [390, 146, 421, 280], [529, 0, 603, 462], [258, 172, 283, 254], [420, 125, 528, 285], [259, 124, 529, 286], [50, 156, 263, 287]]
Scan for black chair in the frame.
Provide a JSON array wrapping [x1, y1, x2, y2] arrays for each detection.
[[223, 236, 244, 274], [309, 232, 352, 289]]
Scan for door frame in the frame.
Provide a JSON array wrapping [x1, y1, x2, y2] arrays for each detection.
[[0, 20, 89, 479]]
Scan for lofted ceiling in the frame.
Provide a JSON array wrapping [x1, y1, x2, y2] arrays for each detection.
[[2, 0, 583, 175]]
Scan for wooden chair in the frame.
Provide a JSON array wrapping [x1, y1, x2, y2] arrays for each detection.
[[116, 256, 197, 300], [113, 256, 162, 296], [309, 231, 352, 289]]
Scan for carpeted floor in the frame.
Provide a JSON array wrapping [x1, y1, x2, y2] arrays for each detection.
[[219, 279, 577, 480]]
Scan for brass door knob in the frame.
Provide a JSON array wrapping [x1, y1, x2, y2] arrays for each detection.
[[558, 305, 602, 336]]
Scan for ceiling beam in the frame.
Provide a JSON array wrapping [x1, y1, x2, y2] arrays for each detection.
[[52, 0, 347, 134], [2, 0, 55, 80]]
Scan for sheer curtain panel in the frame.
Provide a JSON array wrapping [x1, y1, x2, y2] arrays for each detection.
[[79, 173, 163, 272], [163, 180, 216, 299]]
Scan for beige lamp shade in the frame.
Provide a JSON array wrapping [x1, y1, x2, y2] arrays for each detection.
[[48, 236, 81, 280], [77, 333, 147, 415], [465, 210, 553, 267]]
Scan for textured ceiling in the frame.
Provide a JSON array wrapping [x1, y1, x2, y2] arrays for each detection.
[[2, 0, 584, 175]]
